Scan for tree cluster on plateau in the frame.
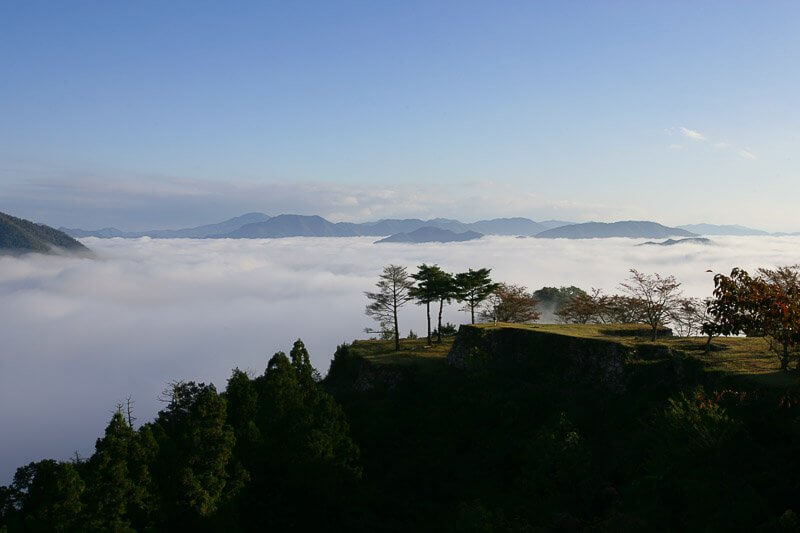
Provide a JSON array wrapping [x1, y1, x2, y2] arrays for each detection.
[[704, 265, 800, 371], [554, 270, 684, 340], [533, 286, 587, 319], [365, 264, 500, 349], [367, 265, 703, 346], [409, 264, 455, 345]]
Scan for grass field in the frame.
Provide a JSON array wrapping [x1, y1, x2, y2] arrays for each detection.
[[350, 323, 799, 388], [349, 336, 454, 367]]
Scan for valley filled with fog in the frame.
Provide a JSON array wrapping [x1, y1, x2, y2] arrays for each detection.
[[2, 235, 799, 482]]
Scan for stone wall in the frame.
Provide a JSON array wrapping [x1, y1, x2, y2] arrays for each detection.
[[447, 325, 648, 393]]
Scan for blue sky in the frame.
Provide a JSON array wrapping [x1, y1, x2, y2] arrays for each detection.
[[1, 1, 799, 230]]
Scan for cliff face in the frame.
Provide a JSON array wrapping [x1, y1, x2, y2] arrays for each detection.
[[446, 324, 690, 393], [326, 325, 699, 399], [447, 325, 630, 391]]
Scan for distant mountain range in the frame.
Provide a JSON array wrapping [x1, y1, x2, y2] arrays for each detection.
[[1, 211, 89, 254], [62, 212, 272, 239], [61, 213, 792, 241], [228, 215, 349, 238], [535, 221, 695, 239], [62, 214, 570, 239], [639, 238, 712, 246], [676, 223, 769, 236], [375, 227, 483, 243], [537, 220, 576, 230]]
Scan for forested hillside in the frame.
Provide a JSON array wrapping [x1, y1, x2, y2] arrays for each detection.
[[0, 211, 88, 254], [4, 325, 800, 531]]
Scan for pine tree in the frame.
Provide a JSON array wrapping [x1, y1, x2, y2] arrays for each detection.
[[84, 411, 140, 531], [365, 265, 414, 351], [151, 382, 236, 525], [433, 271, 456, 342], [7, 460, 85, 532], [230, 346, 360, 530], [454, 268, 500, 324], [410, 264, 448, 345]]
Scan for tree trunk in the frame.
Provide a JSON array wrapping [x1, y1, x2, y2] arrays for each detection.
[[651, 322, 658, 341], [782, 344, 789, 372], [437, 299, 444, 343], [426, 301, 431, 345], [393, 292, 400, 351], [394, 310, 399, 350], [470, 300, 475, 324]]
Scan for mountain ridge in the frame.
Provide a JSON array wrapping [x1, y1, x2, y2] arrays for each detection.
[[677, 223, 769, 236], [228, 214, 354, 238], [1, 211, 89, 254], [62, 214, 785, 240], [61, 212, 272, 239], [61, 214, 570, 239], [535, 220, 695, 239], [638, 237, 712, 246], [375, 227, 483, 243]]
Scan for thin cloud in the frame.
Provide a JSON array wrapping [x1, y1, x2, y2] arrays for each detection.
[[0, 178, 627, 230], [667, 128, 757, 162], [679, 127, 706, 141]]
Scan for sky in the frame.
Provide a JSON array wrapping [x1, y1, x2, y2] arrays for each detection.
[[3, 234, 800, 482], [1, 1, 800, 229]]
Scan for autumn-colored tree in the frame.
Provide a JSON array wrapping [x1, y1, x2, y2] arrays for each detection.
[[553, 288, 644, 325], [556, 288, 605, 324], [757, 266, 800, 370], [479, 283, 541, 323], [620, 269, 683, 340], [670, 297, 710, 337], [705, 266, 800, 371], [598, 294, 647, 324], [704, 268, 762, 338]]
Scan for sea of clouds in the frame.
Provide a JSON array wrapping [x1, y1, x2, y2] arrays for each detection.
[[2, 235, 800, 482]]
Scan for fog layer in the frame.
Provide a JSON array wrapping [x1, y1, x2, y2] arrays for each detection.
[[2, 235, 799, 482]]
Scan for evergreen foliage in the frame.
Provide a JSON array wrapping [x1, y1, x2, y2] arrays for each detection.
[[533, 285, 587, 316], [0, 211, 88, 254], [454, 268, 500, 324], [409, 264, 452, 345], [365, 265, 414, 351], [0, 340, 359, 532], [8, 322, 800, 530]]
